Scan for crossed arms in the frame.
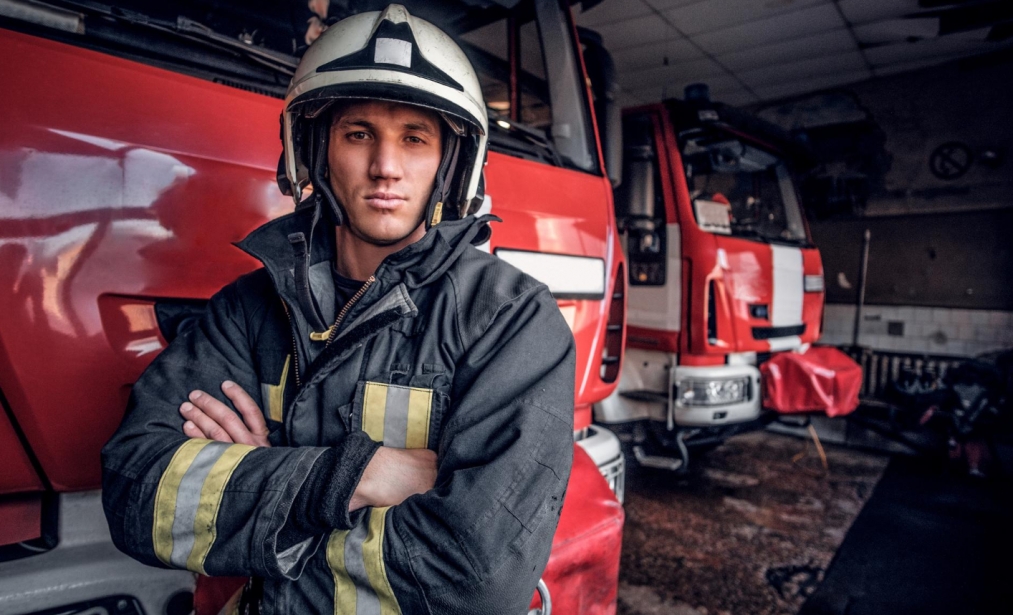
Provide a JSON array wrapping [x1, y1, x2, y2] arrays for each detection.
[[179, 381, 437, 512]]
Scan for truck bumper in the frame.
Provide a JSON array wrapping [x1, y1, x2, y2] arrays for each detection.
[[0, 491, 194, 615], [535, 445, 625, 615], [575, 424, 625, 503]]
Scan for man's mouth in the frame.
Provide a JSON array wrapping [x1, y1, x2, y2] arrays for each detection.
[[364, 192, 407, 210]]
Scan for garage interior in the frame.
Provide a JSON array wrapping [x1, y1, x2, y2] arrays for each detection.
[[576, 0, 1013, 613], [1, 0, 1011, 614]]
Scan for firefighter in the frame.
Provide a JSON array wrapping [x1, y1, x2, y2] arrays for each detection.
[[101, 5, 575, 614]]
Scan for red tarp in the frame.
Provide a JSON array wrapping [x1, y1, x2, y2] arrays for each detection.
[[761, 346, 862, 417]]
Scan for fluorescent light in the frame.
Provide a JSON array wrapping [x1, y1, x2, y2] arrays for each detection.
[[495, 249, 606, 299]]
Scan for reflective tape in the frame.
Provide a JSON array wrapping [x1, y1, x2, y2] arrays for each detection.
[[187, 444, 255, 573], [360, 383, 432, 449], [152, 439, 254, 573], [261, 355, 291, 422], [327, 530, 357, 613], [327, 507, 401, 615], [154, 439, 211, 565]]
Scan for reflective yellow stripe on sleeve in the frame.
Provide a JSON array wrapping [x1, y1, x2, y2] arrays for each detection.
[[153, 439, 212, 565], [151, 439, 254, 573], [187, 443, 255, 574], [363, 507, 401, 615], [327, 529, 357, 614], [326, 508, 402, 615]]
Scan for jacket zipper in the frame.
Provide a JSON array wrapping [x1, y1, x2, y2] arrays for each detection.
[[325, 275, 376, 348], [280, 274, 376, 390], [280, 300, 303, 390]]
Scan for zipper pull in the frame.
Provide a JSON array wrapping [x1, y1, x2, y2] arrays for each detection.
[[309, 326, 336, 342]]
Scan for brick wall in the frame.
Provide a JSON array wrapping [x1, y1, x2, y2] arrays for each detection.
[[820, 303, 1013, 357]]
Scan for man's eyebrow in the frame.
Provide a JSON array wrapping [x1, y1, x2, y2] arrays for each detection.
[[335, 117, 375, 130], [335, 117, 437, 135], [403, 121, 437, 135]]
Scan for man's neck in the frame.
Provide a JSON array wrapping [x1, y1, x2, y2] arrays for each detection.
[[334, 223, 427, 281]]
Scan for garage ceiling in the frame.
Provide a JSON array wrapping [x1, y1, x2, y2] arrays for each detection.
[[574, 0, 1013, 106]]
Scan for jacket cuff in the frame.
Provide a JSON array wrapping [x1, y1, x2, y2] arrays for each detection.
[[288, 431, 381, 534]]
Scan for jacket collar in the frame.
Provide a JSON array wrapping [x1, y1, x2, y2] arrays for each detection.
[[236, 204, 497, 320]]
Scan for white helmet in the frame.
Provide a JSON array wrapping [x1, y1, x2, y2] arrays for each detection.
[[279, 4, 489, 229]]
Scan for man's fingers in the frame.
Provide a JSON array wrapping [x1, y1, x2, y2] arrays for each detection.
[[187, 390, 253, 443], [180, 402, 234, 443], [182, 420, 208, 439], [221, 381, 269, 437]]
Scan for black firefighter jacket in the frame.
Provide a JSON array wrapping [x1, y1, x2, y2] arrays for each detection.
[[101, 207, 576, 615]]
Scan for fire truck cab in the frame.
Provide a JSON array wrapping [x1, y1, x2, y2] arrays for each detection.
[[596, 86, 826, 471], [0, 1, 625, 613]]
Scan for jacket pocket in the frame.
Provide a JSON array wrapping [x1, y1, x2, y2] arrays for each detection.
[[350, 380, 440, 450]]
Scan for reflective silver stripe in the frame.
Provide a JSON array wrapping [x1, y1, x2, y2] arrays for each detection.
[[345, 522, 381, 615], [169, 441, 228, 568], [382, 386, 411, 449]]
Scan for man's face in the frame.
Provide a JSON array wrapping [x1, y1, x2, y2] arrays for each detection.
[[328, 100, 443, 246]]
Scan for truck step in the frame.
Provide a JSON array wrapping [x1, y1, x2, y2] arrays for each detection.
[[619, 389, 668, 404], [632, 445, 684, 471]]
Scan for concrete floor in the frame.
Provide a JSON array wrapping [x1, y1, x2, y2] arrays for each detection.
[[616, 430, 889, 615]]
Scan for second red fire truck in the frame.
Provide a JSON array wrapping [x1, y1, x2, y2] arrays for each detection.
[[596, 85, 832, 470]]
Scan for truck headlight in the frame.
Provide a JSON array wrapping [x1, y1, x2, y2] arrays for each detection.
[[677, 377, 750, 406], [804, 274, 824, 292]]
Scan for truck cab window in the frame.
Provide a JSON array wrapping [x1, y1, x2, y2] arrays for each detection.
[[458, 0, 597, 172], [682, 129, 808, 245]]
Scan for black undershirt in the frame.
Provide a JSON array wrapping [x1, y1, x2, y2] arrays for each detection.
[[331, 264, 366, 316]]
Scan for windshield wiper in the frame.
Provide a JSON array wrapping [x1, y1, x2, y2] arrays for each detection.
[[488, 111, 563, 166], [48, 0, 297, 76]]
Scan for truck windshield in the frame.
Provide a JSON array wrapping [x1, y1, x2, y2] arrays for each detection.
[[681, 129, 808, 245]]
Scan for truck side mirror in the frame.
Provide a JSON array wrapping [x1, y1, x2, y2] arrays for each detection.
[[578, 27, 622, 188]]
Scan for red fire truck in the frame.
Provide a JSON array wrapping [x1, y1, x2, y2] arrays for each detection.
[[0, 1, 625, 613], [595, 86, 829, 470]]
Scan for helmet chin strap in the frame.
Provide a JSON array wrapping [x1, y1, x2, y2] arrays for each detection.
[[425, 134, 461, 229], [309, 119, 346, 226]]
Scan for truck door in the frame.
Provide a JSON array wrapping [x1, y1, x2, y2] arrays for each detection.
[[459, 0, 625, 428]]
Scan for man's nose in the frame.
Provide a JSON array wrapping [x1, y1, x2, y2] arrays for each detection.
[[369, 137, 404, 180]]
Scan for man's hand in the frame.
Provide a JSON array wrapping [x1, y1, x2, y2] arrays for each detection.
[[180, 381, 271, 447], [350, 447, 437, 512]]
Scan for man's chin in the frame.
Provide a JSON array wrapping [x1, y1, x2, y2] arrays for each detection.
[[346, 222, 419, 248]]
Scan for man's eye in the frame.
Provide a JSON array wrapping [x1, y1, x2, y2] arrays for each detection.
[[349, 131, 370, 140], [406, 135, 425, 144]]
